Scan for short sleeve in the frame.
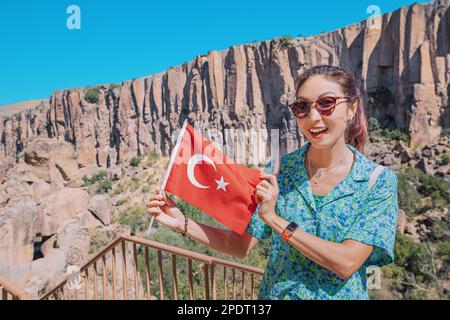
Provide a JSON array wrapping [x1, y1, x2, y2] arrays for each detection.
[[343, 168, 399, 267], [245, 205, 272, 240]]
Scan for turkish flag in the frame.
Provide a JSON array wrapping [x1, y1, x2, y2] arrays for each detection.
[[163, 122, 261, 235]]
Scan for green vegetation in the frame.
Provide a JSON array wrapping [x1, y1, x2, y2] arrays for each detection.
[[367, 86, 392, 107], [394, 233, 431, 277], [130, 156, 143, 167], [88, 229, 110, 254], [441, 128, 450, 137], [127, 176, 140, 191], [98, 179, 113, 193], [146, 150, 160, 161], [115, 198, 128, 206], [141, 185, 150, 194], [376, 233, 447, 300], [114, 204, 148, 235], [82, 170, 107, 186], [437, 242, 450, 263], [418, 173, 450, 209], [442, 153, 450, 166], [397, 169, 422, 215], [111, 184, 125, 195], [368, 117, 410, 142], [429, 214, 450, 241], [85, 87, 100, 104], [397, 167, 450, 215], [82, 170, 113, 194], [279, 35, 293, 49]]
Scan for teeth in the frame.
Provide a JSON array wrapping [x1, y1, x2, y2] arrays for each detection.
[[310, 128, 327, 133]]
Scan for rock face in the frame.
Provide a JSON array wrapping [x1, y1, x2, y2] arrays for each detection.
[[0, 0, 450, 299], [0, 137, 128, 297], [1, 0, 449, 167]]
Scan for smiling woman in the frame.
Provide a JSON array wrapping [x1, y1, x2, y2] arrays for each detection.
[[147, 65, 399, 300], [245, 65, 398, 299]]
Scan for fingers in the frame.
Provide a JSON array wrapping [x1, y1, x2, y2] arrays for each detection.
[[256, 180, 276, 194], [256, 188, 271, 202], [147, 207, 161, 216], [146, 200, 165, 208], [260, 173, 278, 189]]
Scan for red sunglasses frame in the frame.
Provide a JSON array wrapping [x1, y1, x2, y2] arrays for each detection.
[[288, 96, 352, 119]]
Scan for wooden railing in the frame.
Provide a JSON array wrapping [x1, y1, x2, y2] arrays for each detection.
[[40, 235, 265, 300], [0, 275, 31, 300]]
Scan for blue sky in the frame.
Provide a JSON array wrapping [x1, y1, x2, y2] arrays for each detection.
[[0, 0, 430, 105]]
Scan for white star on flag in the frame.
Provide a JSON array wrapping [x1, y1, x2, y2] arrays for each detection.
[[215, 176, 229, 192]]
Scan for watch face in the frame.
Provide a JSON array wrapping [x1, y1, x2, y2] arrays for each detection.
[[287, 222, 298, 232]]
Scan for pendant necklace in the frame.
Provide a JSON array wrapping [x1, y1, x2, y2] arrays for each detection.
[[307, 149, 347, 188]]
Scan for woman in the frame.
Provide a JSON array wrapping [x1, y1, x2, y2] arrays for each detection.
[[147, 65, 399, 300]]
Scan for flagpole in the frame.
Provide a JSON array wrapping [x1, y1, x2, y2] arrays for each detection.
[[146, 119, 189, 236]]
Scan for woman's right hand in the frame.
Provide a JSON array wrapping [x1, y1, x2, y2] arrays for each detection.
[[147, 186, 185, 232]]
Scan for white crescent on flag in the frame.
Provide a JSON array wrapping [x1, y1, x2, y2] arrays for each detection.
[[187, 154, 216, 189], [187, 154, 229, 191]]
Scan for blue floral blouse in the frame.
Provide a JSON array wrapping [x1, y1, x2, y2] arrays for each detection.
[[246, 141, 399, 300]]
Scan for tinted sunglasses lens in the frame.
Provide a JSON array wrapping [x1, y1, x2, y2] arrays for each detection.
[[317, 97, 337, 115], [290, 101, 309, 117]]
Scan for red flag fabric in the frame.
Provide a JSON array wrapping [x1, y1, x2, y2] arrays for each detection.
[[163, 122, 261, 235]]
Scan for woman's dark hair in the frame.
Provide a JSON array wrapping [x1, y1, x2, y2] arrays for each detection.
[[294, 65, 368, 153]]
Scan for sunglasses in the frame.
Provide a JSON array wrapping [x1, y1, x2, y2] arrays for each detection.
[[288, 96, 352, 119]]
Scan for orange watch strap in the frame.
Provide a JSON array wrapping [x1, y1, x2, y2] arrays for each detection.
[[281, 222, 298, 242]]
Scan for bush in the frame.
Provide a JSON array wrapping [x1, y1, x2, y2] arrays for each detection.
[[368, 117, 381, 132], [368, 86, 392, 108], [97, 179, 113, 194], [146, 150, 160, 161], [381, 128, 410, 143], [437, 242, 450, 263], [418, 174, 450, 208], [85, 87, 100, 104], [88, 229, 110, 254], [127, 176, 140, 191], [130, 156, 142, 167], [115, 198, 128, 206], [429, 214, 450, 241], [394, 233, 431, 277], [115, 204, 148, 235], [368, 117, 409, 142], [397, 170, 422, 215], [111, 185, 125, 195], [82, 170, 107, 186], [279, 35, 293, 49], [442, 153, 450, 166], [141, 185, 150, 194], [441, 128, 450, 137], [398, 167, 450, 211]]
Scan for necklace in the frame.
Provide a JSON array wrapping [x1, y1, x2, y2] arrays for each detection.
[[307, 148, 351, 188]]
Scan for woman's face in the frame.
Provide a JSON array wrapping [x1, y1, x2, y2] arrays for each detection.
[[295, 75, 357, 149]]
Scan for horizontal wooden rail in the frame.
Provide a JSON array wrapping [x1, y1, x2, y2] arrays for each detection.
[[40, 235, 265, 300], [0, 275, 32, 300]]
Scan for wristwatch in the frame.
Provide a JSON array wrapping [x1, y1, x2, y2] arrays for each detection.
[[281, 221, 298, 242]]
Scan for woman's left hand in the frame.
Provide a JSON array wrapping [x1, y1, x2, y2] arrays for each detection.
[[256, 173, 279, 223]]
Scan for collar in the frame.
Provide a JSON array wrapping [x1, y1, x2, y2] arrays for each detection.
[[286, 141, 372, 211]]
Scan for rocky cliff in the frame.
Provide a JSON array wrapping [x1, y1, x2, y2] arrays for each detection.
[[1, 0, 449, 170], [1, 0, 450, 299]]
